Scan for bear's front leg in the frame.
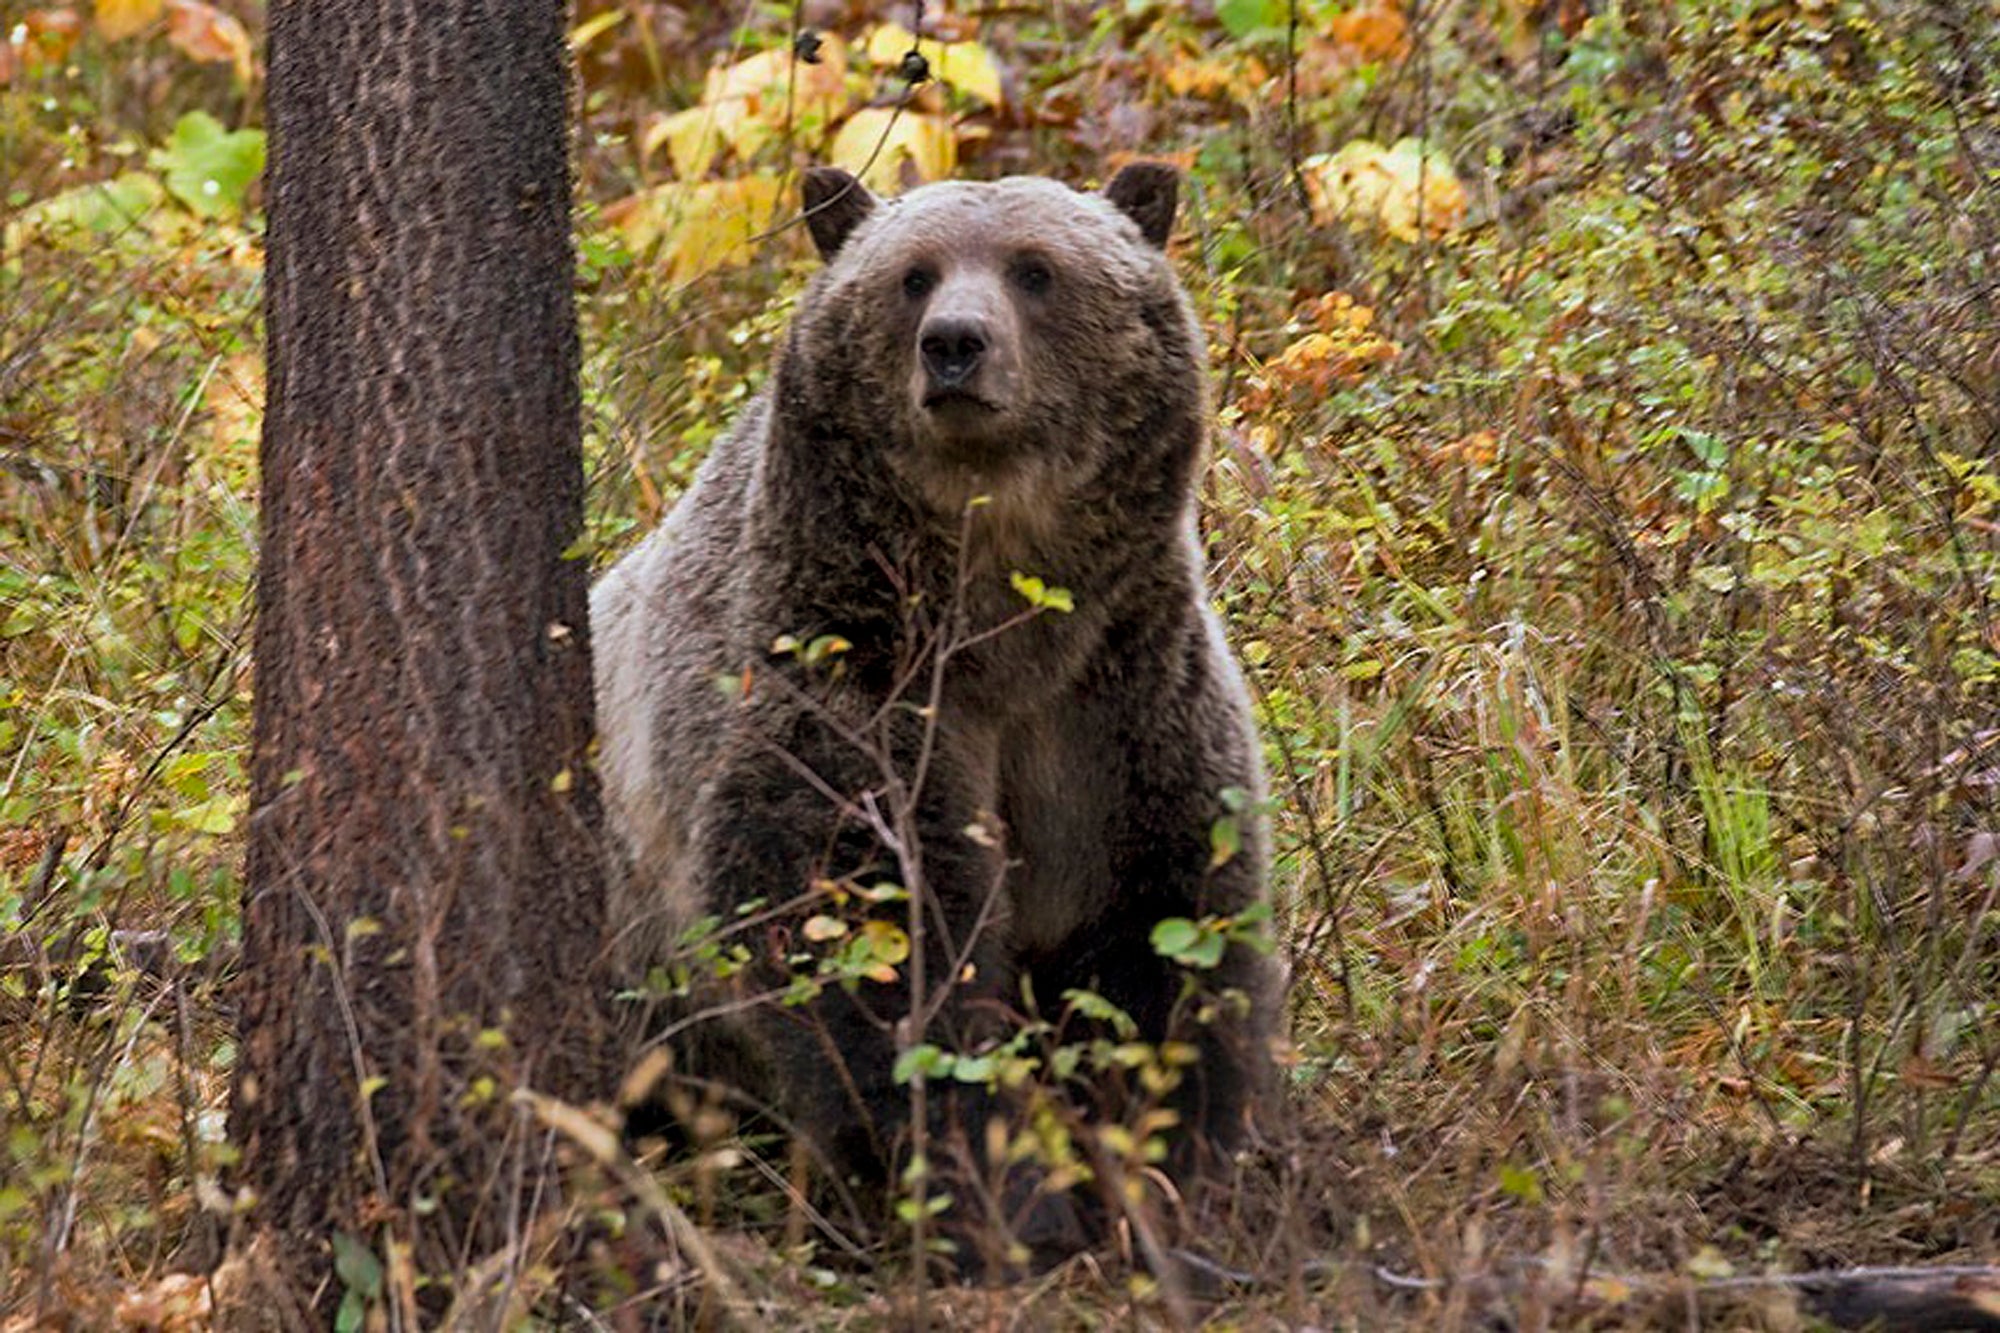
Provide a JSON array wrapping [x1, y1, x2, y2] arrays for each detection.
[[1015, 633, 1276, 1173], [688, 700, 1017, 1201]]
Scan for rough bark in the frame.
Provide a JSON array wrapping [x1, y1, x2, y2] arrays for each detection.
[[229, 0, 604, 1310]]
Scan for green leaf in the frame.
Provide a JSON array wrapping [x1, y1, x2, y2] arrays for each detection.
[[1152, 912, 1224, 964], [149, 111, 266, 219], [331, 1230, 383, 1300], [894, 1190, 952, 1221], [1209, 815, 1242, 869], [1678, 427, 1728, 467], [1216, 0, 1284, 38], [1061, 987, 1137, 1037], [1153, 916, 1227, 968], [952, 1053, 996, 1083], [893, 1044, 954, 1084], [1151, 917, 1200, 958], [1498, 1162, 1544, 1204]]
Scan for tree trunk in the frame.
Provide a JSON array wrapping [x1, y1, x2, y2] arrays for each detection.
[[229, 0, 604, 1313]]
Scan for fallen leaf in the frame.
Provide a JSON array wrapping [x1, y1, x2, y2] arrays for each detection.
[[932, 37, 1003, 106], [115, 1273, 211, 1331], [1900, 1053, 1960, 1090], [1151, 46, 1269, 104], [203, 351, 262, 480], [3, 171, 167, 254]]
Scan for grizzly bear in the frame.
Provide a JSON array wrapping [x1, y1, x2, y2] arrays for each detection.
[[592, 163, 1274, 1250]]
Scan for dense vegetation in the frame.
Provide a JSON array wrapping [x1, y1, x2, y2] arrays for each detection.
[[3, 1, 1996, 1325]]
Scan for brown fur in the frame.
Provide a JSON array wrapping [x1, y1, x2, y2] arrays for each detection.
[[592, 165, 1275, 1251]]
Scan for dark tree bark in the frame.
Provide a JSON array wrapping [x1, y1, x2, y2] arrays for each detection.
[[230, 0, 604, 1309]]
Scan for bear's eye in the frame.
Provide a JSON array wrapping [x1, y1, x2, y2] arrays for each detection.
[[901, 267, 935, 299], [1012, 258, 1054, 295]]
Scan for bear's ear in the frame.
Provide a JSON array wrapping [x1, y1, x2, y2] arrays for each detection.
[[801, 167, 878, 261], [1102, 162, 1180, 249]]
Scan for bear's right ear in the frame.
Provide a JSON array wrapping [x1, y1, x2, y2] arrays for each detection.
[[801, 167, 878, 261], [1102, 162, 1180, 249]]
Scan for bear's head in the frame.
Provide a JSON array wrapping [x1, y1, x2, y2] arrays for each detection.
[[779, 164, 1205, 522]]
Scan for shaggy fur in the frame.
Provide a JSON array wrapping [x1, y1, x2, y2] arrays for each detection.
[[592, 165, 1274, 1231]]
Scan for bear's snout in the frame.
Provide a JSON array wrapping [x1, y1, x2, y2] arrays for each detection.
[[919, 317, 989, 393], [907, 268, 1021, 429]]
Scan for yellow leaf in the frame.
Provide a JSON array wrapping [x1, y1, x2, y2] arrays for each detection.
[[568, 9, 626, 52], [1301, 137, 1465, 241], [646, 38, 849, 179], [828, 108, 955, 193], [802, 914, 849, 942], [860, 919, 910, 966], [933, 38, 1002, 106], [203, 351, 262, 481], [713, 40, 848, 132], [165, 0, 253, 83], [864, 23, 1003, 106], [864, 22, 920, 65], [643, 104, 746, 181], [95, 0, 163, 40], [600, 175, 784, 283]]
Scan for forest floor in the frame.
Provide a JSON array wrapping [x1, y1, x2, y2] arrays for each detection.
[[4, 1, 1999, 1328]]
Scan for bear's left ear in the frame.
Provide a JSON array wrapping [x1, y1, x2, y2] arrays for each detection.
[[1102, 162, 1180, 249], [801, 167, 878, 261]]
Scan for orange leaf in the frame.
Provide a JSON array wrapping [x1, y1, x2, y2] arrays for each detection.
[[17, 9, 85, 69], [94, 0, 162, 40], [1329, 3, 1408, 62], [165, 0, 253, 82]]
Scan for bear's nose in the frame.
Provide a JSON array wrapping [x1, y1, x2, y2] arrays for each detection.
[[919, 318, 988, 390]]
